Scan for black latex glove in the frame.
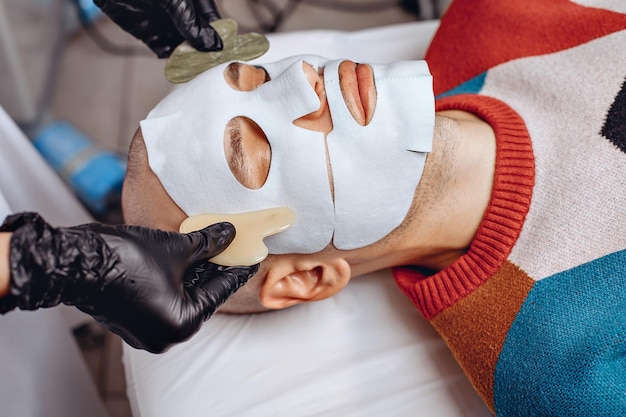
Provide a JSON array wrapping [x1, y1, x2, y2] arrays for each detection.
[[94, 0, 223, 58], [0, 212, 258, 353]]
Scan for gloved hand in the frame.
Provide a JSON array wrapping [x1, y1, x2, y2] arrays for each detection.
[[94, 0, 223, 58], [0, 212, 258, 353]]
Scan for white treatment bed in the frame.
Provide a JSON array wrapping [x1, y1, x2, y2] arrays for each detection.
[[123, 21, 491, 417]]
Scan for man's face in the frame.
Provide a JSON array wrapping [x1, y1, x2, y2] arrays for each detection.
[[140, 55, 433, 255]]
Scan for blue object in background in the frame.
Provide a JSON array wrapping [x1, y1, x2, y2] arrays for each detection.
[[33, 121, 126, 215], [74, 0, 103, 25]]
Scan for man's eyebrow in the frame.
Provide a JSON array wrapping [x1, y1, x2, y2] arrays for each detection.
[[226, 118, 251, 183]]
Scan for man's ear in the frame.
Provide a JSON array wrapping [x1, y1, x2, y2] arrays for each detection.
[[260, 255, 351, 310]]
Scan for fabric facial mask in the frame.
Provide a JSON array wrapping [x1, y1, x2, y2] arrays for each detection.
[[140, 54, 434, 254]]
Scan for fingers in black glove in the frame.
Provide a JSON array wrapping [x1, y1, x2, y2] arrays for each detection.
[[196, 0, 220, 22], [94, 0, 223, 58], [73, 222, 248, 353], [160, 0, 223, 53], [184, 260, 259, 321], [0, 213, 260, 353], [77, 221, 237, 279]]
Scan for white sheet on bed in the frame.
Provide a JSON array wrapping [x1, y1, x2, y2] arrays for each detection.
[[255, 20, 439, 63], [125, 270, 489, 417], [123, 20, 491, 417]]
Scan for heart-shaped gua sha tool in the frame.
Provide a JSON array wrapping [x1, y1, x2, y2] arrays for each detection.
[[165, 18, 270, 84], [179, 207, 296, 266]]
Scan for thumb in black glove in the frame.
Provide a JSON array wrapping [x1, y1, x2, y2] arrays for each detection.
[[94, 0, 224, 58], [0, 212, 258, 353]]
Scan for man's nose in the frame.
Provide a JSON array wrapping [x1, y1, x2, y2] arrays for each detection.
[[293, 63, 333, 134]]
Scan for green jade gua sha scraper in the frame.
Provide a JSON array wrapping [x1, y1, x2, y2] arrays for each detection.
[[165, 18, 270, 84]]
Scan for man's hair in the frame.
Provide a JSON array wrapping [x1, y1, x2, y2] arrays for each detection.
[[122, 128, 184, 230], [122, 129, 147, 225]]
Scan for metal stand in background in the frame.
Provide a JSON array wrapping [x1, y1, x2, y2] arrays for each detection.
[[0, 5, 36, 124]]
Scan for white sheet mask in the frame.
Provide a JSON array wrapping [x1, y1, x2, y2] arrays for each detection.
[[141, 54, 434, 254]]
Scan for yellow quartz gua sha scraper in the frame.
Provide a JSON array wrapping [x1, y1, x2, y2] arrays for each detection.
[[165, 18, 270, 84], [179, 207, 296, 267]]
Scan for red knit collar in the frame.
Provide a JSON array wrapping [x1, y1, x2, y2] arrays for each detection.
[[393, 94, 535, 319]]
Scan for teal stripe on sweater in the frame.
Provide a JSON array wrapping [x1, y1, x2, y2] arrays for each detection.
[[437, 72, 487, 99], [493, 249, 626, 416]]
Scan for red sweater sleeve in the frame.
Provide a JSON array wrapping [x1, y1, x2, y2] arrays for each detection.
[[426, 0, 626, 96]]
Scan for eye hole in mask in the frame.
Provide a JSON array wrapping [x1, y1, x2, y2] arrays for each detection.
[[224, 62, 270, 91], [224, 116, 271, 190]]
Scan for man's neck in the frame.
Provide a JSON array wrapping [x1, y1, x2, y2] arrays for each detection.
[[349, 110, 497, 276]]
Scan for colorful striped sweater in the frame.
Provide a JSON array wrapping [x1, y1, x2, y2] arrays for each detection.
[[392, 1, 626, 415]]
